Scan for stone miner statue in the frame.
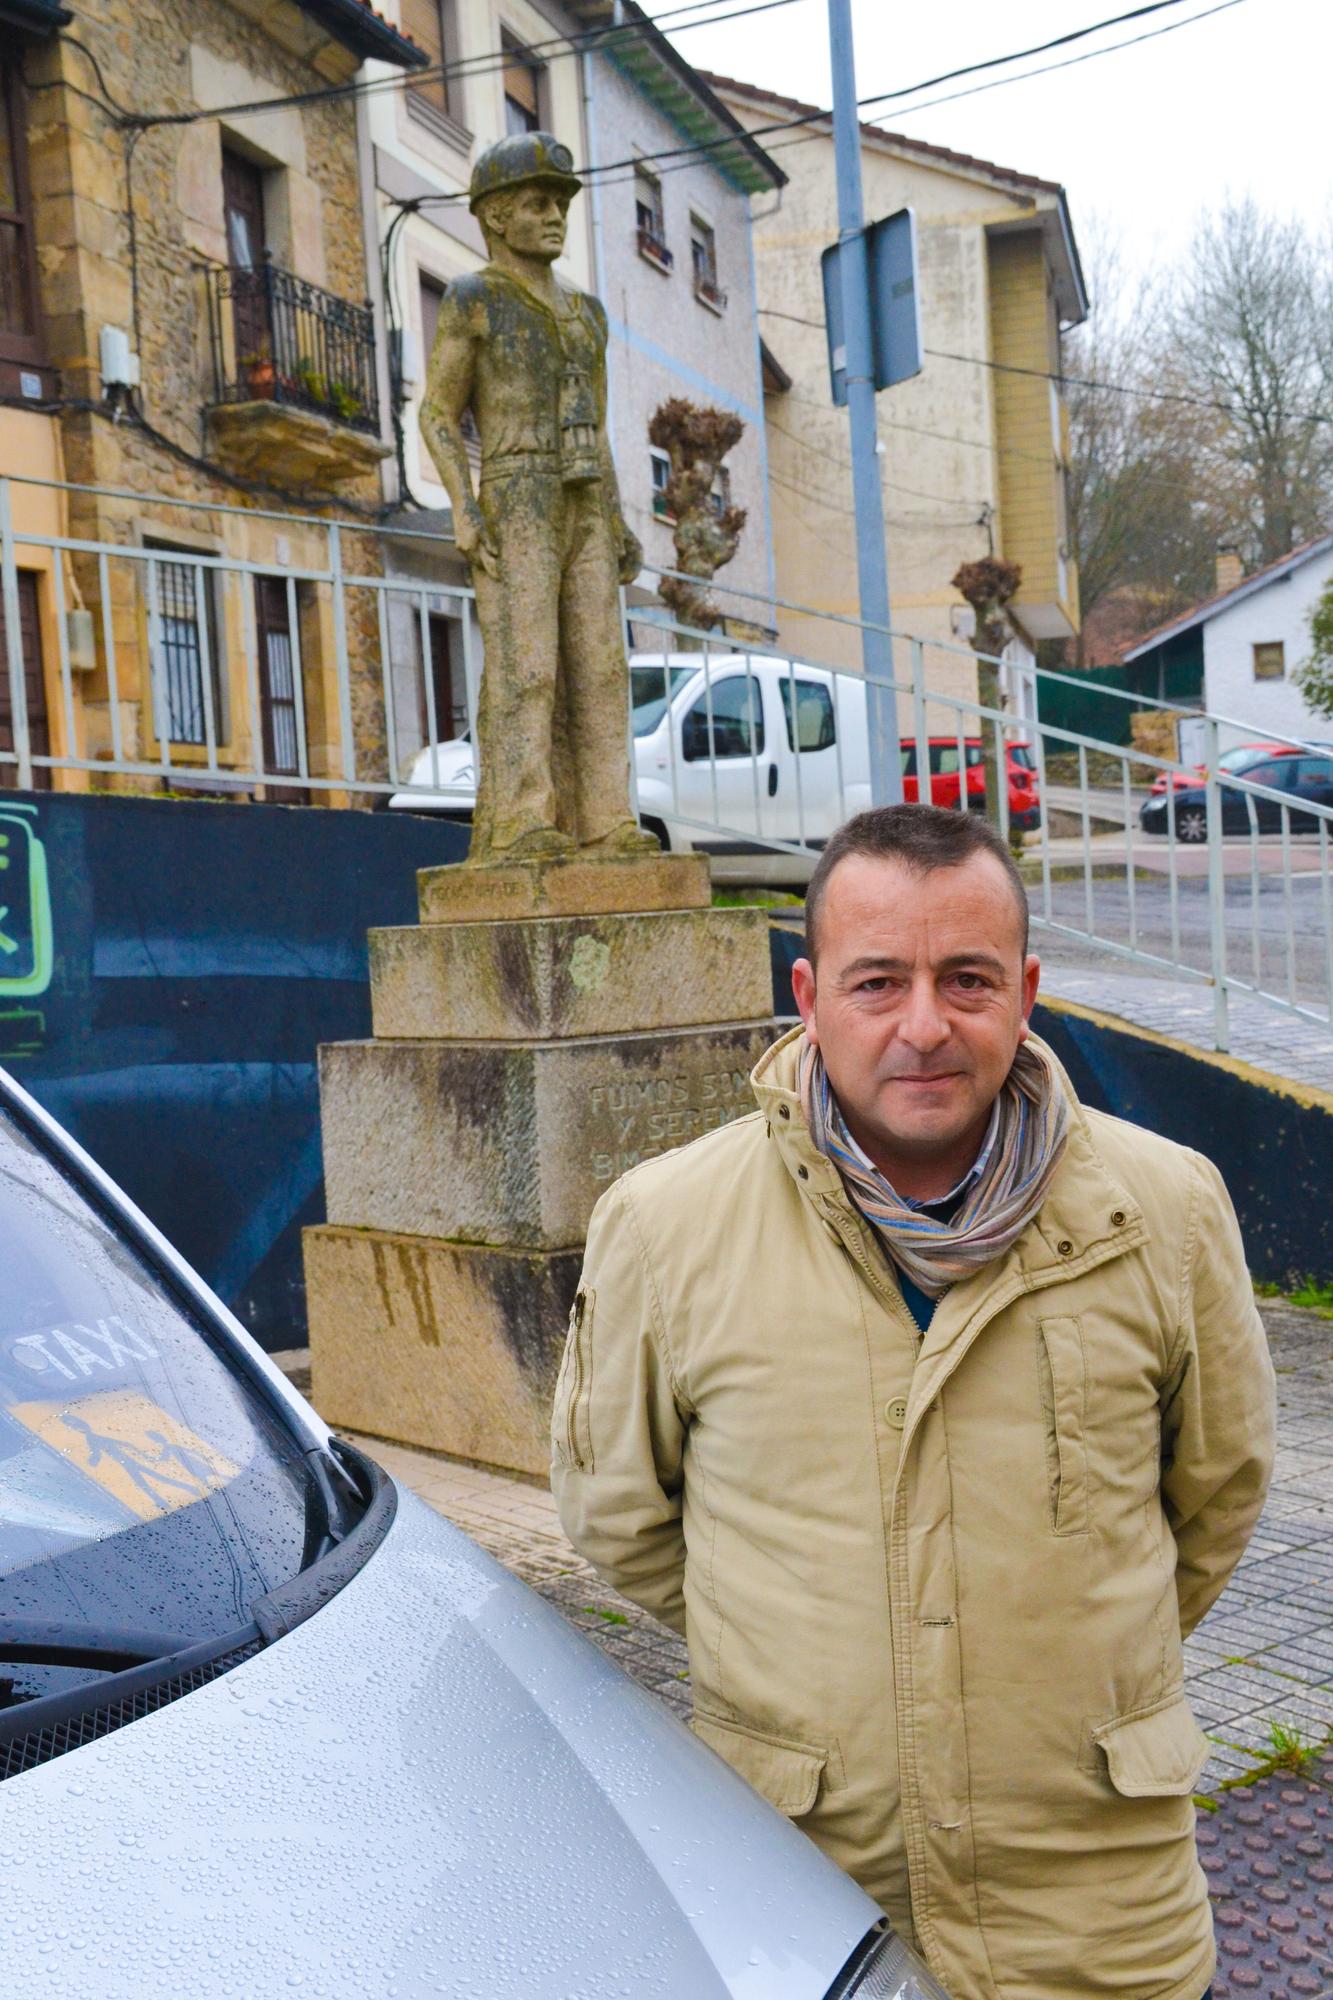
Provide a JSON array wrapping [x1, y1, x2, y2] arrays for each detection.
[[420, 133, 656, 866]]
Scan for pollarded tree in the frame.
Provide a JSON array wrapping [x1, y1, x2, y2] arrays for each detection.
[[952, 558, 1022, 832], [647, 398, 747, 636]]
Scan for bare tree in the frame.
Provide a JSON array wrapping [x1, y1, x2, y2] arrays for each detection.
[[1063, 230, 1217, 657], [647, 398, 747, 637], [1165, 199, 1333, 568]]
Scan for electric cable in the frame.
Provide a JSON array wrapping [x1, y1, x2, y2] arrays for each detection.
[[754, 315, 1333, 434], [117, 0, 805, 133], [862, 0, 1246, 128]]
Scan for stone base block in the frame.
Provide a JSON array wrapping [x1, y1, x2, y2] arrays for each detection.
[[370, 906, 771, 1041], [417, 849, 710, 924], [304, 1225, 579, 1478], [319, 1019, 771, 1250]]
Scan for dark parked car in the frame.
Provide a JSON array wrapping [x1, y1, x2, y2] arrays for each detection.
[[1139, 751, 1333, 840]]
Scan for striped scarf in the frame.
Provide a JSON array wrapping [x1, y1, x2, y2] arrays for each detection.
[[798, 1035, 1069, 1298]]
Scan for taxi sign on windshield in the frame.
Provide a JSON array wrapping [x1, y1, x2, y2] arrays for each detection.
[[9, 1390, 239, 1522]]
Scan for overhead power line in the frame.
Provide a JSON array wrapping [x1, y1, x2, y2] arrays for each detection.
[[864, 0, 1247, 128], [754, 313, 1333, 433], [110, 0, 801, 132], [567, 0, 1207, 183], [925, 347, 1333, 429]]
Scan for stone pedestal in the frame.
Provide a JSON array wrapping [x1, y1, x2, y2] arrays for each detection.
[[305, 851, 773, 1477]]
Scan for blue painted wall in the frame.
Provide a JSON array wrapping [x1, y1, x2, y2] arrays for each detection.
[[1, 791, 466, 1352]]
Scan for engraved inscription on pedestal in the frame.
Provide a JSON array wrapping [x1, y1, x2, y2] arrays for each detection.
[[319, 1022, 771, 1251], [584, 1059, 753, 1185]]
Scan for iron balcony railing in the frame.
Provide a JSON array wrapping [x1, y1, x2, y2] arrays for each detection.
[[204, 255, 380, 436]]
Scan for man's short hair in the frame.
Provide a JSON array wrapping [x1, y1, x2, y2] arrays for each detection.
[[804, 804, 1031, 964]]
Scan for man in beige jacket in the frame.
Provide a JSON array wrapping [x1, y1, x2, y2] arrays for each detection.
[[551, 805, 1274, 2000]]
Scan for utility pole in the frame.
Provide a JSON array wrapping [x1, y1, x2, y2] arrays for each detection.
[[828, 0, 901, 804]]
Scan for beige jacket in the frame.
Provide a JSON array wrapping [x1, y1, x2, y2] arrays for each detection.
[[551, 1029, 1275, 2000]]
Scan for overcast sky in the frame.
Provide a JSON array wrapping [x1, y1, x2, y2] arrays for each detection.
[[664, 0, 1327, 312]]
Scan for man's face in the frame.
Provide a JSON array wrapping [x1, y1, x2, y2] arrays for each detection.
[[491, 184, 570, 262], [791, 852, 1040, 1179]]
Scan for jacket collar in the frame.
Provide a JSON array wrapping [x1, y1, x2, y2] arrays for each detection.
[[749, 1023, 1147, 1294]]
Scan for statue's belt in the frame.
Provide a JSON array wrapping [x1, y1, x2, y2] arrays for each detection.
[[480, 449, 600, 480]]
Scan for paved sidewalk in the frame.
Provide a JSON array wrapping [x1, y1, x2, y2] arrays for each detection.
[[1038, 964, 1333, 1099]]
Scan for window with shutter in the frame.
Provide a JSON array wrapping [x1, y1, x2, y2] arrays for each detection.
[[502, 35, 542, 135], [403, 0, 462, 126]]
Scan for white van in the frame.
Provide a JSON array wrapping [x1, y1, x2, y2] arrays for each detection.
[[388, 651, 871, 887]]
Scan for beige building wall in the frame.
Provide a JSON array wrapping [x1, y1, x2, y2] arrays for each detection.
[[14, 0, 401, 797], [711, 81, 1084, 724]]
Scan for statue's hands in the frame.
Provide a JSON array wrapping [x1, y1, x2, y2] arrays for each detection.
[[616, 521, 644, 586], [456, 501, 500, 581]]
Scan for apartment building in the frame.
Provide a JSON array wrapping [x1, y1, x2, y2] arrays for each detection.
[[363, 0, 784, 769], [1, 0, 422, 796], [708, 74, 1088, 708]]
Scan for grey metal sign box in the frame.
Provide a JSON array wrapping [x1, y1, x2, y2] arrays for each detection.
[[821, 206, 922, 406]]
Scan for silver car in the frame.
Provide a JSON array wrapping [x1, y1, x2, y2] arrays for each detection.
[[0, 1069, 948, 1998]]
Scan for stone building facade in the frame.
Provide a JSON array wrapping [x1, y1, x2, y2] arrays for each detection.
[[1, 0, 422, 796], [362, 0, 783, 778]]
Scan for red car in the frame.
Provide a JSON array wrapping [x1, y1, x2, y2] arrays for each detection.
[[901, 737, 1042, 831], [1148, 742, 1296, 795]]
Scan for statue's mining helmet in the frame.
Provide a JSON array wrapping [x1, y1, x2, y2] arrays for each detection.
[[468, 133, 583, 214]]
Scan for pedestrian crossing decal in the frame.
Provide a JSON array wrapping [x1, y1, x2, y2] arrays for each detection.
[[8, 1390, 239, 1521]]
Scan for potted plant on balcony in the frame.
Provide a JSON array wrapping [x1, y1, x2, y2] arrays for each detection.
[[241, 346, 277, 399], [329, 380, 364, 424], [296, 356, 329, 407]]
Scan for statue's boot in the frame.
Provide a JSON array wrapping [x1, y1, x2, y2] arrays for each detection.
[[494, 824, 578, 863], [580, 819, 662, 858]]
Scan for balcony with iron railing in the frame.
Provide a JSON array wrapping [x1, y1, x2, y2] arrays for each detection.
[[204, 255, 391, 488]]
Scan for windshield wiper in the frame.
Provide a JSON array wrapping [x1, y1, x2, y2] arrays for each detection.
[[0, 1622, 203, 1673]]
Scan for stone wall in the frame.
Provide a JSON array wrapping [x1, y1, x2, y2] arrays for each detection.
[[18, 2, 390, 791]]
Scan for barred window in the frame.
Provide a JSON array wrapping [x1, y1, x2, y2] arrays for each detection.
[[147, 549, 224, 748]]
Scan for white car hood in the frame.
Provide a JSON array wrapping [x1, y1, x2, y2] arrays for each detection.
[[0, 1488, 876, 1998]]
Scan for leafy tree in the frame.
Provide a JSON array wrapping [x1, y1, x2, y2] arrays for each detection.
[[1294, 576, 1333, 720]]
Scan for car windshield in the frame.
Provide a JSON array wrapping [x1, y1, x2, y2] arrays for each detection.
[[1220, 746, 1278, 772], [630, 663, 697, 736], [0, 1104, 326, 1710]]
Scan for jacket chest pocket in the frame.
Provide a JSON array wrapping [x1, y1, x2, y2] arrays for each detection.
[[1036, 1313, 1090, 1536]]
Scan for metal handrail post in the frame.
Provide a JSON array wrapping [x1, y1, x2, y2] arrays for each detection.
[[328, 523, 355, 784], [0, 479, 33, 790], [1203, 713, 1229, 1051], [911, 639, 930, 811]]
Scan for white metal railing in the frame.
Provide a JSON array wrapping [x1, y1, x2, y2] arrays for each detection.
[[2, 473, 1330, 1052], [623, 584, 1333, 1056]]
